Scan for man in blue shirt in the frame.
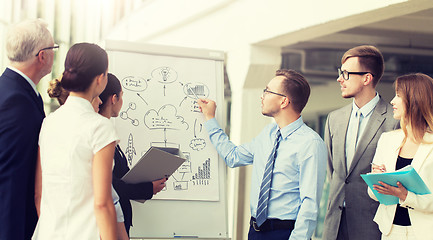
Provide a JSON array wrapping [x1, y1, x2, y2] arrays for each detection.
[[197, 69, 327, 240]]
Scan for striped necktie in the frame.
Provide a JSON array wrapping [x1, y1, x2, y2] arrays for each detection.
[[256, 130, 282, 227]]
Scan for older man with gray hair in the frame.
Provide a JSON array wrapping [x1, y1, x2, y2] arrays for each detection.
[[0, 19, 55, 240]]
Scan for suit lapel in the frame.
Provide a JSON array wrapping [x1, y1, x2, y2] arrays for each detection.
[[338, 104, 353, 174], [348, 98, 387, 175], [386, 131, 403, 171], [412, 133, 433, 171], [4, 68, 45, 116]]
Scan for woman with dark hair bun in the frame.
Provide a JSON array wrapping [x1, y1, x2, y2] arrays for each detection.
[[98, 73, 166, 236], [47, 76, 103, 112], [46, 75, 129, 240], [47, 77, 69, 105], [34, 43, 118, 240], [61, 43, 109, 93]]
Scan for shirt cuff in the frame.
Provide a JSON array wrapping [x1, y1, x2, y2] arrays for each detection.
[[399, 191, 415, 209], [203, 118, 220, 132]]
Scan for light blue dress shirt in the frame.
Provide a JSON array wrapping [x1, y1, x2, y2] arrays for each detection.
[[204, 116, 327, 240]]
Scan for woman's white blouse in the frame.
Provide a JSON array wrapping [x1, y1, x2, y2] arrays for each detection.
[[33, 96, 119, 240]]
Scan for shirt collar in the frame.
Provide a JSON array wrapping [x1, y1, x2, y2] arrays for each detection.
[[352, 93, 380, 117], [7, 66, 39, 96], [277, 116, 304, 139], [64, 95, 95, 113]]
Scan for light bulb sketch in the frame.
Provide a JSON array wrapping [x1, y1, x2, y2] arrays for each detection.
[[160, 67, 170, 82], [151, 66, 178, 84]]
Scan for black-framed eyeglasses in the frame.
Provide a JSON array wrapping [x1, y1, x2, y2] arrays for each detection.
[[262, 88, 286, 97], [338, 68, 374, 81], [35, 45, 59, 57]]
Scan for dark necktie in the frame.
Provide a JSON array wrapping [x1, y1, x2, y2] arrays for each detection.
[[37, 94, 44, 112], [256, 130, 282, 227]]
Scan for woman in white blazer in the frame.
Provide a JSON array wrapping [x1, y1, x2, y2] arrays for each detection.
[[368, 73, 433, 240]]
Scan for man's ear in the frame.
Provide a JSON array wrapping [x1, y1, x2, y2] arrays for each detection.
[[364, 73, 374, 86], [281, 97, 290, 109], [36, 51, 45, 63]]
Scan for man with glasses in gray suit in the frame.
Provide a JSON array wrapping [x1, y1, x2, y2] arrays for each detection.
[[322, 45, 399, 240]]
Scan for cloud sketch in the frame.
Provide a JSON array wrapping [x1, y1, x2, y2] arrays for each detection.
[[144, 104, 189, 130]]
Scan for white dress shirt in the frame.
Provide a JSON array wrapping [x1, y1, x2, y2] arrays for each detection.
[[346, 93, 380, 168]]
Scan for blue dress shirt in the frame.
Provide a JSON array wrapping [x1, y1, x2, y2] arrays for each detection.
[[204, 116, 327, 240]]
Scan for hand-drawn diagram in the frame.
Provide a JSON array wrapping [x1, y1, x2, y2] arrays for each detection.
[[171, 152, 192, 191], [192, 158, 211, 186], [190, 138, 206, 151], [178, 152, 192, 173], [144, 104, 189, 148], [151, 67, 178, 96], [125, 133, 136, 167], [144, 104, 189, 130], [122, 76, 148, 92], [112, 59, 219, 201], [179, 82, 210, 113], [120, 102, 139, 126], [189, 119, 206, 151], [183, 82, 209, 99], [136, 93, 148, 105], [152, 67, 177, 84]]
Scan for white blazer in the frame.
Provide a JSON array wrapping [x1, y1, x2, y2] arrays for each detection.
[[368, 129, 433, 240]]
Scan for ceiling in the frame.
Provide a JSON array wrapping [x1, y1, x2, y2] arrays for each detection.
[[283, 8, 433, 54], [274, 7, 433, 86]]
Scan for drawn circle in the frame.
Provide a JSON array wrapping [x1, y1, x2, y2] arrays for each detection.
[[120, 112, 128, 120], [129, 102, 136, 110], [189, 138, 206, 151], [183, 82, 210, 99], [151, 67, 178, 84], [121, 76, 148, 92], [131, 119, 139, 126]]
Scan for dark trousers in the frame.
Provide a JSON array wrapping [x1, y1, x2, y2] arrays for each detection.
[[248, 225, 292, 240], [337, 207, 349, 240], [248, 217, 295, 240]]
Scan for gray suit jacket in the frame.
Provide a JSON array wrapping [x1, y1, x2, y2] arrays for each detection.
[[322, 98, 399, 240]]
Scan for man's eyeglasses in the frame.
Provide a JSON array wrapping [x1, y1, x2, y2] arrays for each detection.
[[338, 68, 374, 81], [35, 45, 59, 57], [262, 88, 286, 97]]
